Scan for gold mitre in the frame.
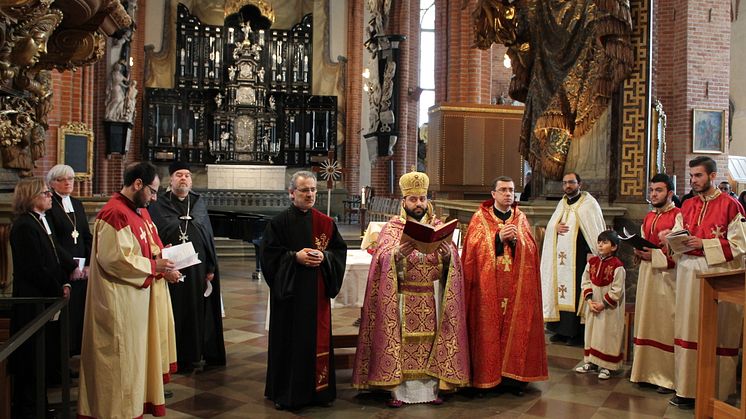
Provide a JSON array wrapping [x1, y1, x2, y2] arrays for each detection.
[[224, 0, 275, 24], [399, 171, 429, 197]]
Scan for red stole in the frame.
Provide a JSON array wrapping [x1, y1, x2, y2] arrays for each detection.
[[311, 208, 333, 391]]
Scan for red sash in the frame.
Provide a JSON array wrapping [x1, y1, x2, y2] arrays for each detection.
[[311, 209, 333, 391]]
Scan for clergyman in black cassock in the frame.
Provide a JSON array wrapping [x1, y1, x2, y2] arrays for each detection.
[[260, 171, 347, 410], [149, 163, 226, 371]]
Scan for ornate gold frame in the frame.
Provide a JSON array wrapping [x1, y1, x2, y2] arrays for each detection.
[[57, 122, 94, 179]]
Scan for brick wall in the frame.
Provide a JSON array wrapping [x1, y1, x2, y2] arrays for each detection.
[[655, 0, 731, 192], [491, 45, 512, 102], [36, 66, 95, 197], [434, 0, 492, 104]]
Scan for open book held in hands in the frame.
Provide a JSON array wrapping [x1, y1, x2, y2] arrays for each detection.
[[401, 218, 458, 254], [619, 227, 658, 251], [665, 230, 694, 254]]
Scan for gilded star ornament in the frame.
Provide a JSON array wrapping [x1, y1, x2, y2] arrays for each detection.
[[319, 159, 342, 182]]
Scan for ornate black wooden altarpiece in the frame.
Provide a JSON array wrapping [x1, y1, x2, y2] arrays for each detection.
[[143, 4, 336, 167]]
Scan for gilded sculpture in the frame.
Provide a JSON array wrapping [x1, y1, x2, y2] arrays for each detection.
[[473, 0, 634, 180]]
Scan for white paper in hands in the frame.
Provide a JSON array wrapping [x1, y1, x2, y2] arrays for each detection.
[[161, 241, 202, 270], [665, 230, 694, 254]]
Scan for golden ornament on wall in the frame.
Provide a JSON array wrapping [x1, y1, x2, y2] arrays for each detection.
[[224, 0, 275, 25]]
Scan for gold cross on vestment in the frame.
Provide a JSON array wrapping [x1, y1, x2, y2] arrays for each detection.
[[500, 254, 512, 272], [558, 284, 568, 299], [501, 298, 509, 315], [711, 225, 725, 239], [558, 251, 567, 265], [139, 227, 147, 241]]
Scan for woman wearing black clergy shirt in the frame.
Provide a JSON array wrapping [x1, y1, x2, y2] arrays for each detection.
[[9, 177, 76, 419], [46, 164, 92, 356]]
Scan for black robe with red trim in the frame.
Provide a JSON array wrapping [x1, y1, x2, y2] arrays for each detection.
[[260, 205, 346, 409]]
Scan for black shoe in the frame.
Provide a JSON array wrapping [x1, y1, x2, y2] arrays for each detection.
[[274, 402, 286, 410], [164, 390, 174, 399], [549, 334, 568, 343], [669, 395, 695, 409], [565, 336, 584, 347], [46, 408, 58, 419], [656, 386, 675, 394]]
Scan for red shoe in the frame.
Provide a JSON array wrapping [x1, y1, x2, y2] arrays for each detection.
[[386, 399, 403, 408], [430, 397, 443, 405]]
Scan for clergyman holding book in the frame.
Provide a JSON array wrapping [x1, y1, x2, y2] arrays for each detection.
[[352, 171, 470, 408]]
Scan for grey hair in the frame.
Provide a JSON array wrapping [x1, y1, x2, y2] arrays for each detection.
[[289, 170, 316, 191], [46, 164, 74, 184]]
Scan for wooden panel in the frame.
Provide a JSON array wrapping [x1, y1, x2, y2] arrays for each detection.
[[442, 116, 465, 185], [482, 117, 503, 185], [463, 117, 485, 185]]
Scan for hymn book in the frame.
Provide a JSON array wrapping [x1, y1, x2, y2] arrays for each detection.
[[401, 218, 458, 254], [619, 227, 658, 251]]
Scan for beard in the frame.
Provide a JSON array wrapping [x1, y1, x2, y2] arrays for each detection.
[[134, 189, 149, 208], [172, 184, 190, 196], [404, 206, 427, 221], [693, 179, 711, 193], [651, 198, 668, 208]]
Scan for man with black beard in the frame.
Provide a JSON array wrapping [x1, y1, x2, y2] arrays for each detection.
[[630, 174, 681, 394], [353, 171, 470, 407], [540, 173, 606, 345], [150, 162, 226, 373], [79, 162, 180, 418], [660, 156, 746, 409]]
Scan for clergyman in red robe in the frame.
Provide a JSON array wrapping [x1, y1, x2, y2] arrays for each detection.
[[462, 176, 548, 392]]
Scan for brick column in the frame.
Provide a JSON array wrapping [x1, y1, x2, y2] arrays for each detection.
[[655, 0, 731, 192], [344, 0, 363, 194], [434, 0, 492, 104]]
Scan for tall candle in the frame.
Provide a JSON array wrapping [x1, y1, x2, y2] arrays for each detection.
[[361, 187, 366, 206]]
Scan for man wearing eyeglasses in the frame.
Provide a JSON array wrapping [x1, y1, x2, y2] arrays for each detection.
[[78, 162, 181, 418], [540, 172, 606, 346], [462, 176, 548, 394], [260, 170, 347, 410]]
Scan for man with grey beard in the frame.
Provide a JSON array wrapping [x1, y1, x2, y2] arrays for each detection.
[[150, 162, 226, 373]]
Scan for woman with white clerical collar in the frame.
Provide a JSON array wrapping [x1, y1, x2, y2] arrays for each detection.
[[45, 164, 93, 359]]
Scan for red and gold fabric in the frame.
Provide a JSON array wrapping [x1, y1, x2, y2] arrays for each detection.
[[461, 200, 548, 388], [352, 216, 470, 392], [78, 193, 175, 418], [580, 256, 626, 370], [311, 208, 333, 391], [673, 191, 746, 398], [630, 203, 681, 389]]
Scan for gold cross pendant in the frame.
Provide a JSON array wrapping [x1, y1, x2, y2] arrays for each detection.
[[71, 229, 79, 245], [501, 253, 512, 272]]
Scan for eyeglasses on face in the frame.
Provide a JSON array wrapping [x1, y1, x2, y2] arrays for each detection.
[[146, 185, 158, 195], [562, 180, 578, 185], [54, 176, 74, 182], [494, 188, 515, 194], [39, 190, 52, 197]]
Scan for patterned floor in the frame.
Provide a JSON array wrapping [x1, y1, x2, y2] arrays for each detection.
[[156, 257, 696, 419], [57, 254, 697, 418]]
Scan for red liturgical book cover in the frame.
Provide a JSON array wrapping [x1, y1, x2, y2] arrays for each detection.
[[401, 218, 458, 254]]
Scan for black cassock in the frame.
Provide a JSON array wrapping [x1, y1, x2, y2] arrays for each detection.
[[260, 205, 346, 409], [46, 192, 93, 355], [150, 191, 226, 370], [10, 212, 76, 416]]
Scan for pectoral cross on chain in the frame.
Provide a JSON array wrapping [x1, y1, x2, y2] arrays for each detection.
[[71, 229, 79, 245], [179, 232, 189, 243]]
